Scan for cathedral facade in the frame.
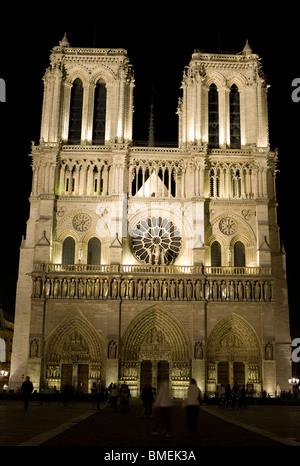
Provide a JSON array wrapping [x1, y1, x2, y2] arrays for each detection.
[[9, 36, 292, 397]]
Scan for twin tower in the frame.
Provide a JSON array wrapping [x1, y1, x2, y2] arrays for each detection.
[[10, 35, 291, 398]]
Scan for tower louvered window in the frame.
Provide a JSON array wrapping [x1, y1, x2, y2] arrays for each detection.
[[68, 79, 83, 144], [230, 84, 241, 149], [208, 83, 219, 148], [92, 79, 107, 145]]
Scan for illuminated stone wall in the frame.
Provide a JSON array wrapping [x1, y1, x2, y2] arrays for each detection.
[[9, 37, 291, 397]]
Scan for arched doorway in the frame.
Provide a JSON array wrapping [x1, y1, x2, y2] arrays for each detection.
[[206, 313, 261, 395], [120, 306, 191, 397], [43, 309, 105, 393]]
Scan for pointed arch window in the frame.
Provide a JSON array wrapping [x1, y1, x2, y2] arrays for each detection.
[[62, 237, 75, 264], [68, 78, 83, 144], [234, 241, 245, 267], [87, 237, 101, 265], [210, 168, 220, 198], [208, 83, 219, 148], [211, 241, 221, 267], [230, 84, 241, 149], [92, 79, 107, 145], [232, 168, 242, 198]]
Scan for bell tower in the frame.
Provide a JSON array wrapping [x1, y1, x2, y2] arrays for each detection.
[[178, 40, 269, 150], [40, 33, 134, 146], [9, 35, 135, 391]]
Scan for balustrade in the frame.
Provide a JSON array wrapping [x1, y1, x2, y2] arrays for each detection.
[[33, 263, 271, 275]]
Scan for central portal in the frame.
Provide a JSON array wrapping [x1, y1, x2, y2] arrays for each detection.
[[140, 359, 170, 390], [120, 306, 191, 397]]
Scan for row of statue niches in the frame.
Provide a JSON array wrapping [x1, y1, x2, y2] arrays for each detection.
[[32, 276, 272, 301]]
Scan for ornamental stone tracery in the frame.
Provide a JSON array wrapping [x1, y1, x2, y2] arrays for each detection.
[[206, 313, 261, 365], [130, 216, 182, 265], [72, 213, 92, 231], [219, 217, 238, 235]]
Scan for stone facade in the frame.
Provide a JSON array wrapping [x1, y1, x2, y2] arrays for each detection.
[[9, 36, 291, 397]]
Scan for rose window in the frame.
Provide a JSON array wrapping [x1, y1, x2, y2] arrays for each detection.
[[130, 217, 182, 265], [219, 217, 237, 235]]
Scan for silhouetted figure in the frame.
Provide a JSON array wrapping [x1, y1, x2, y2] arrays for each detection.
[[217, 384, 225, 408], [232, 383, 240, 409], [141, 384, 154, 417], [62, 384, 75, 406], [239, 385, 247, 408], [119, 383, 130, 411], [225, 384, 232, 408], [110, 384, 119, 410], [21, 376, 33, 411]]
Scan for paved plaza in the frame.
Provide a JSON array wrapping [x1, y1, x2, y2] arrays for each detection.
[[1, 397, 300, 453]]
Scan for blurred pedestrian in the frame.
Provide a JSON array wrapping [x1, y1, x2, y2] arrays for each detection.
[[239, 385, 247, 408], [110, 384, 119, 410], [232, 382, 240, 409], [225, 384, 232, 408], [152, 380, 173, 437], [62, 384, 75, 407], [21, 376, 33, 411], [217, 384, 225, 408], [119, 383, 130, 411], [186, 379, 201, 435], [141, 384, 154, 417]]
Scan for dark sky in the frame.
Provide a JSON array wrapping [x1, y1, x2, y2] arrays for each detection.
[[0, 13, 299, 338]]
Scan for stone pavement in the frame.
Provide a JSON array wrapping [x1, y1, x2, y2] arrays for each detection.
[[1, 397, 300, 452]]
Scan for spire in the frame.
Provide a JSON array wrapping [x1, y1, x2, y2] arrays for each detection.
[[148, 88, 155, 147], [59, 32, 70, 47], [242, 39, 253, 55]]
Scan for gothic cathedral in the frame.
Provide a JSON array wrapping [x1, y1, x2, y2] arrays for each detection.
[[10, 35, 292, 397]]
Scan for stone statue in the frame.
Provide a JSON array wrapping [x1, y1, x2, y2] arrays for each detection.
[[108, 340, 117, 359], [30, 339, 39, 358], [265, 342, 273, 360], [194, 341, 203, 359]]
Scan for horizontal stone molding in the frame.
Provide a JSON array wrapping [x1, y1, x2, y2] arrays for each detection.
[[33, 262, 271, 276], [31, 267, 273, 303]]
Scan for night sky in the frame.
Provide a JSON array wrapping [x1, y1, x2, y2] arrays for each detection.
[[0, 13, 299, 340]]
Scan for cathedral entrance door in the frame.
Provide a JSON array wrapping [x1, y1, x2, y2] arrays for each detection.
[[61, 364, 72, 390], [78, 364, 89, 393], [157, 360, 169, 387], [140, 360, 152, 389], [233, 362, 245, 386], [217, 361, 229, 385]]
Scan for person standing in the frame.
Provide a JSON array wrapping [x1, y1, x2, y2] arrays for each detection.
[[21, 376, 34, 411], [186, 379, 201, 435], [141, 384, 154, 417], [152, 380, 173, 437], [119, 383, 130, 411], [232, 382, 240, 409], [110, 384, 119, 410], [217, 384, 226, 408]]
